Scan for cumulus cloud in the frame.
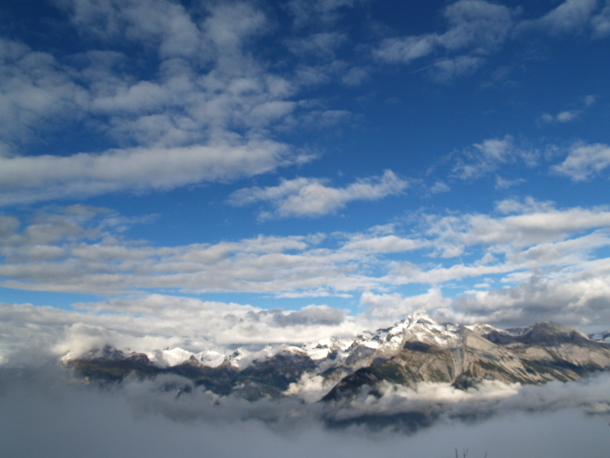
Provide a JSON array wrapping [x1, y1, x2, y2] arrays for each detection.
[[375, 0, 610, 83], [592, 1, 610, 37], [374, 35, 438, 64], [0, 38, 87, 146], [271, 304, 347, 327], [341, 235, 421, 253], [430, 181, 451, 194], [0, 297, 374, 366], [541, 110, 581, 123], [427, 197, 610, 248], [360, 288, 451, 320], [518, 0, 600, 36], [3, 198, 610, 327], [446, 265, 610, 328], [375, 0, 514, 63], [540, 94, 596, 123], [452, 135, 537, 180], [286, 0, 365, 27], [0, 0, 355, 205], [227, 170, 408, 219], [552, 142, 610, 181], [0, 140, 297, 206], [374, 0, 515, 81], [494, 175, 525, 190], [0, 206, 389, 296], [428, 55, 485, 82]]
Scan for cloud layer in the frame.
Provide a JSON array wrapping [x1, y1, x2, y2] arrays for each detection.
[[1, 365, 610, 457]]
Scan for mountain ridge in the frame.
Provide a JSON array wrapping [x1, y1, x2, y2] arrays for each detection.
[[64, 313, 610, 403]]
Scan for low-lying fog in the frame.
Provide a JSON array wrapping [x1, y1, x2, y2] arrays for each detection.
[[1, 365, 609, 458]]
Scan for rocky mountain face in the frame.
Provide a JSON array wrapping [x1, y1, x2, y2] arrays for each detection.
[[65, 313, 610, 403]]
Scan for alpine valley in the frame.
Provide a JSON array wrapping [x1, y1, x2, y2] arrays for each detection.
[[61, 312, 610, 429]]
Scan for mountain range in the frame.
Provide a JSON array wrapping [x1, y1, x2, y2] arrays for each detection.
[[64, 313, 610, 406]]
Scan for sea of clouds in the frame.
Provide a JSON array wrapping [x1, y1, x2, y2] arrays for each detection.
[[1, 362, 610, 457]]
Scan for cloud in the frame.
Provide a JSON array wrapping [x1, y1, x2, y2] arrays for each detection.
[[495, 175, 525, 190], [0, 297, 375, 366], [286, 0, 365, 27], [0, 206, 396, 297], [375, 0, 610, 83], [383, 199, 610, 311], [0, 38, 87, 146], [374, 0, 514, 80], [272, 304, 347, 327], [518, 0, 600, 36], [341, 235, 422, 254], [540, 94, 596, 123], [3, 197, 610, 326], [227, 170, 408, 219], [0, 140, 297, 206], [542, 110, 582, 123], [445, 266, 610, 328], [287, 32, 348, 60], [552, 142, 610, 181], [439, 0, 515, 53], [1, 357, 610, 457], [0, 1, 347, 204], [360, 288, 451, 320], [430, 181, 451, 194], [452, 136, 537, 179], [375, 0, 514, 62], [55, 0, 268, 61], [374, 35, 438, 64], [426, 197, 610, 249], [592, 1, 610, 37]]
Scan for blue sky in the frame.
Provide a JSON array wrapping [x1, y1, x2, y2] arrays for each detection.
[[2, 0, 610, 356]]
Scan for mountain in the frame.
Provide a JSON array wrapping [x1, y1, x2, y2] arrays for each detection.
[[64, 313, 610, 404]]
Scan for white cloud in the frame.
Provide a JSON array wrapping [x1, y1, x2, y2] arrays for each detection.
[[452, 136, 537, 179], [0, 1, 351, 204], [0, 140, 297, 206], [430, 181, 451, 194], [540, 95, 596, 123], [592, 1, 610, 37], [428, 55, 484, 82], [519, 0, 599, 36], [360, 288, 451, 320], [0, 297, 378, 366], [341, 235, 421, 253], [375, 35, 438, 64], [438, 0, 514, 53], [375, 0, 514, 63], [2, 197, 610, 332], [385, 199, 610, 299], [495, 175, 525, 190], [287, 32, 347, 59], [286, 0, 365, 27], [55, 0, 248, 60], [427, 198, 610, 248], [375, 0, 610, 83], [227, 170, 408, 219], [374, 0, 514, 80], [448, 266, 610, 328], [2, 199, 610, 318], [3, 370, 610, 458], [0, 38, 87, 146], [552, 142, 610, 181], [0, 206, 391, 296]]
